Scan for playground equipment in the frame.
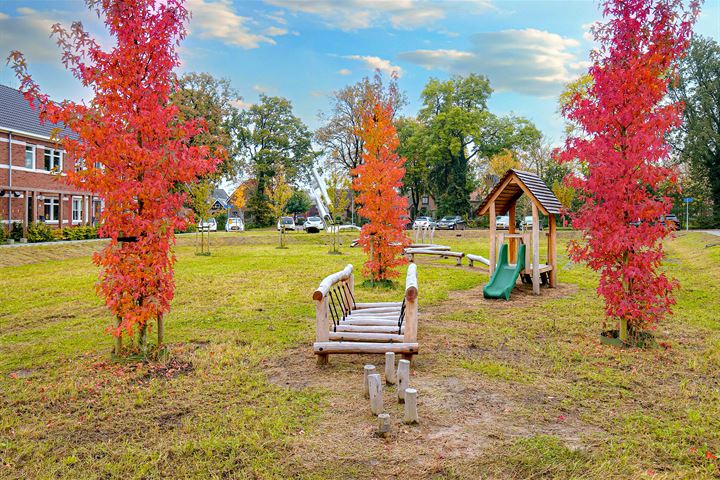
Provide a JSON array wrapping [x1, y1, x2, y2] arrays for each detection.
[[312, 264, 419, 364], [483, 243, 527, 300], [412, 223, 436, 244], [466, 253, 490, 268], [477, 169, 561, 296], [405, 248, 464, 265]]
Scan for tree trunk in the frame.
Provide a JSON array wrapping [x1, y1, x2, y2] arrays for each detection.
[[157, 315, 164, 347], [114, 316, 122, 356]]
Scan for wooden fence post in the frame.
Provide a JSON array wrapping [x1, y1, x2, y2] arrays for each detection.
[[363, 364, 377, 399], [385, 352, 396, 385], [404, 388, 418, 424], [397, 359, 410, 403], [368, 374, 383, 415]]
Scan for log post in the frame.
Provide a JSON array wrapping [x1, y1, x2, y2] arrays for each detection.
[[403, 264, 418, 343], [397, 359, 410, 403], [363, 364, 377, 399], [377, 413, 391, 438], [404, 388, 419, 424], [531, 203, 540, 295], [508, 202, 516, 263], [548, 213, 557, 288], [315, 295, 329, 365], [385, 352, 396, 385], [368, 374, 383, 415], [489, 201, 496, 275]]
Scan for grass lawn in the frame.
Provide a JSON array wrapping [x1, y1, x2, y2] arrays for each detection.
[[1, 229, 719, 479]]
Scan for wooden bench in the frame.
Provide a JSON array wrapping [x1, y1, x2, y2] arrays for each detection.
[[312, 264, 419, 365], [405, 248, 464, 266], [466, 253, 490, 267]]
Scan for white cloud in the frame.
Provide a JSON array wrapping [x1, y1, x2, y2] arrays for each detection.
[[344, 55, 402, 77], [187, 0, 274, 49], [0, 8, 66, 63], [264, 26, 289, 36], [582, 21, 601, 42], [230, 98, 253, 110], [265, 0, 494, 31], [399, 28, 585, 97], [338, 68, 352, 75]]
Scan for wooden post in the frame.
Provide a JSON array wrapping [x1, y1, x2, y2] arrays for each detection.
[[363, 364, 377, 399], [385, 352, 396, 385], [403, 264, 418, 344], [315, 295, 329, 365], [489, 201, 496, 275], [22, 190, 28, 238], [377, 413, 391, 438], [531, 203, 540, 295], [404, 388, 419, 424], [397, 359, 410, 403], [548, 213, 557, 288], [508, 202, 516, 263], [368, 374, 383, 415]]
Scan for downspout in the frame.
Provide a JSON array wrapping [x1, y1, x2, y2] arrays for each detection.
[[7, 132, 12, 228]]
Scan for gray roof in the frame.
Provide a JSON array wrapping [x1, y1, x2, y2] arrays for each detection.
[[477, 169, 562, 216], [0, 84, 77, 140]]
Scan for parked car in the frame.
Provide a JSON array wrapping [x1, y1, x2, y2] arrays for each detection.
[[660, 214, 680, 230], [496, 215, 510, 229], [412, 216, 434, 229], [436, 216, 466, 230], [303, 216, 325, 233], [277, 216, 296, 231], [521, 215, 543, 230], [225, 217, 244, 232], [198, 218, 217, 232]]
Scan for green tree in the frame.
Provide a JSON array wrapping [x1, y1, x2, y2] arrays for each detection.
[[236, 95, 314, 227], [418, 74, 540, 217], [396, 117, 430, 218], [326, 170, 351, 254], [286, 190, 312, 217], [265, 167, 293, 248], [669, 35, 720, 227]]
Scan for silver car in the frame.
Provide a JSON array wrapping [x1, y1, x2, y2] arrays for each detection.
[[303, 216, 325, 233]]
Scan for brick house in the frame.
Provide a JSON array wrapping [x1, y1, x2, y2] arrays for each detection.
[[0, 84, 102, 236]]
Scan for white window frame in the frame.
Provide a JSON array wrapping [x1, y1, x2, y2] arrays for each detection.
[[72, 197, 83, 224], [44, 149, 63, 172], [24, 144, 35, 169], [44, 198, 59, 223]]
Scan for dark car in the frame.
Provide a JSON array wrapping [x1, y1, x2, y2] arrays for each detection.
[[661, 214, 680, 230], [436, 215, 466, 230]]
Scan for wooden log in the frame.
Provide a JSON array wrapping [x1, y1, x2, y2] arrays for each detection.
[[548, 213, 557, 288], [315, 295, 329, 343], [467, 253, 490, 267], [397, 359, 410, 403], [313, 264, 353, 301], [355, 302, 402, 309], [335, 325, 404, 334], [368, 374, 383, 415], [385, 352, 396, 385], [532, 203, 540, 295], [489, 201, 496, 275], [341, 318, 401, 326], [377, 413, 391, 438], [329, 332, 405, 343], [404, 249, 464, 257], [314, 342, 419, 355], [404, 388, 418, 424], [351, 306, 401, 314], [405, 263, 418, 301], [363, 364, 376, 399]]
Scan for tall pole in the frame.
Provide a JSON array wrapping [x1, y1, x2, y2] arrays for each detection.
[[686, 201, 689, 231]]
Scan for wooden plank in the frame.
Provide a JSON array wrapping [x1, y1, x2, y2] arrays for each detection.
[[315, 295, 329, 342], [328, 332, 405, 343], [466, 253, 489, 267], [354, 302, 402, 309], [532, 203, 540, 295], [313, 342, 419, 354], [489, 201, 496, 275], [549, 213, 557, 288]]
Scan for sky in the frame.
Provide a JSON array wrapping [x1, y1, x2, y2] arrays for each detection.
[[0, 0, 718, 148]]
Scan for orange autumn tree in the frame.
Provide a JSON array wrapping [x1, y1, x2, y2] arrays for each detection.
[[352, 76, 409, 283]]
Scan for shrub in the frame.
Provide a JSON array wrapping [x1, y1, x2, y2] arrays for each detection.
[[27, 222, 55, 243], [62, 225, 99, 241], [0, 224, 7, 243], [9, 222, 24, 241]]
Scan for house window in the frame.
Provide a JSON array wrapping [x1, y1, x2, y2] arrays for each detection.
[[24, 145, 35, 169], [44, 198, 59, 222], [421, 196, 429, 205], [72, 197, 82, 223], [44, 149, 62, 172]]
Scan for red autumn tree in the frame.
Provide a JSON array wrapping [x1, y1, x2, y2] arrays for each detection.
[[557, 0, 699, 342], [9, 0, 221, 354], [352, 75, 409, 283]]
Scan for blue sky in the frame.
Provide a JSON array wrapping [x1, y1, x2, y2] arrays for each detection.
[[1, 0, 718, 147]]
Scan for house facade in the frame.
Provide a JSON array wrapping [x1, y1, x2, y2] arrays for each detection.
[[0, 85, 101, 236]]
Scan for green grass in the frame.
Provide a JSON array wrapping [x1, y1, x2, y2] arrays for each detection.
[[1, 229, 719, 478]]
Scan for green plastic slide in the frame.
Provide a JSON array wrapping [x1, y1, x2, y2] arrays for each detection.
[[483, 243, 526, 300]]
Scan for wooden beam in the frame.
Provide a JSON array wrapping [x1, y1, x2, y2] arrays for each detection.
[[531, 203, 540, 295], [315, 295, 329, 342], [549, 213, 557, 288], [313, 342, 419, 355], [508, 202, 516, 263], [489, 201, 496, 275]]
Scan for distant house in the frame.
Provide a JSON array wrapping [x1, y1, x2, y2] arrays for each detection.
[[209, 188, 230, 213], [0, 84, 102, 235]]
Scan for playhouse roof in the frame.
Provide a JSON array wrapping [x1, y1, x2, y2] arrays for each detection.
[[476, 169, 562, 216]]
